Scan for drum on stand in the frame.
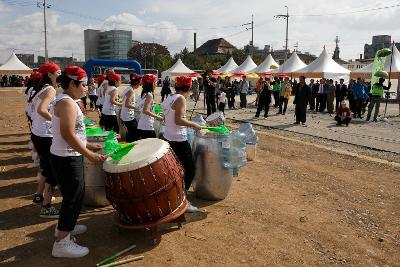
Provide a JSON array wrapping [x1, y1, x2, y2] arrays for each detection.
[[103, 138, 187, 243]]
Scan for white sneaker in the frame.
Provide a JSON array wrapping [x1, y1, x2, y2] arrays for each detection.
[[186, 202, 199, 213], [52, 234, 89, 258], [54, 224, 87, 238]]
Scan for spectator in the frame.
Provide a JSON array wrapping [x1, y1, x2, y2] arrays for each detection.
[[218, 91, 227, 114], [272, 77, 281, 108], [294, 76, 310, 125], [191, 78, 200, 101], [316, 78, 325, 112], [352, 78, 369, 119], [278, 77, 292, 115], [326, 79, 335, 114], [335, 78, 348, 111], [204, 72, 217, 116], [335, 101, 352, 126], [239, 76, 249, 108], [255, 78, 272, 118], [161, 76, 171, 102]]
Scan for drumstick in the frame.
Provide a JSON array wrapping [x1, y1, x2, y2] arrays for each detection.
[[100, 256, 144, 267], [96, 244, 137, 266]]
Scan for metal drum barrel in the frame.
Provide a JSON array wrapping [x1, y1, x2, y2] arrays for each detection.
[[192, 131, 233, 201]]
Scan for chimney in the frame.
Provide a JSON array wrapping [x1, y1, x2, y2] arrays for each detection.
[[359, 54, 362, 60], [194, 32, 197, 52]]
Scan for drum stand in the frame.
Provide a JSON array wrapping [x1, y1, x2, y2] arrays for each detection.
[[115, 200, 188, 244]]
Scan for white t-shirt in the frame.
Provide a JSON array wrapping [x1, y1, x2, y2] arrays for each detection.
[[102, 86, 117, 116], [96, 84, 103, 105], [31, 85, 54, 137], [218, 92, 227, 104], [88, 84, 97, 96], [120, 86, 135, 122], [162, 94, 187, 142], [137, 92, 154, 131], [50, 94, 86, 157]]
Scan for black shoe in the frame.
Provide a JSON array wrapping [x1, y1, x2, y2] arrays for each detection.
[[32, 194, 44, 205], [255, 115, 259, 118], [345, 123, 349, 126], [294, 122, 300, 124], [276, 112, 282, 115], [264, 114, 268, 118], [282, 113, 285, 115]]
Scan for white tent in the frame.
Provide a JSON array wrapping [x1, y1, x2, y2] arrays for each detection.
[[161, 58, 197, 80], [351, 44, 400, 79], [0, 52, 32, 74], [273, 52, 307, 74], [295, 48, 350, 80], [249, 54, 279, 73], [215, 57, 239, 73], [231, 55, 258, 74]]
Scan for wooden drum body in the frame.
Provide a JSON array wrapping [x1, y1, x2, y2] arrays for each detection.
[[103, 138, 187, 226]]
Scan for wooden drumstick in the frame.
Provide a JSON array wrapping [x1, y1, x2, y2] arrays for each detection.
[[96, 244, 137, 266], [100, 256, 144, 267]]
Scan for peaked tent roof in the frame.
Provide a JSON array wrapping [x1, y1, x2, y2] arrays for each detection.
[[0, 52, 32, 74], [161, 58, 197, 79], [250, 54, 279, 73], [295, 48, 350, 79], [273, 52, 307, 74], [351, 44, 400, 79], [215, 57, 239, 73], [231, 55, 257, 74]]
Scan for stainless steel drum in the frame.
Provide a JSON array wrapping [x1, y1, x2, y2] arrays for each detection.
[[192, 130, 233, 200], [205, 111, 225, 127]]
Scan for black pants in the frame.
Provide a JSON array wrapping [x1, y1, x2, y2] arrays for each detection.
[[295, 104, 307, 123], [102, 114, 119, 133], [89, 95, 98, 109], [354, 99, 364, 118], [168, 140, 195, 191], [122, 119, 139, 142], [31, 134, 57, 186], [138, 129, 156, 139], [218, 102, 226, 113], [319, 94, 327, 112], [335, 115, 351, 125], [278, 96, 288, 114], [50, 154, 84, 232], [273, 91, 280, 107], [309, 94, 316, 110], [335, 97, 344, 111], [228, 93, 235, 108], [256, 100, 270, 117], [206, 94, 216, 116], [81, 96, 87, 110], [240, 93, 247, 108]]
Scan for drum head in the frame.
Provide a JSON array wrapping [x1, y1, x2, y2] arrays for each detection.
[[206, 111, 224, 122], [103, 138, 170, 173]]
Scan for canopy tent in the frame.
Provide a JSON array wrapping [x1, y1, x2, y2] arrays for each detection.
[[350, 44, 400, 79], [214, 57, 239, 73], [294, 48, 350, 80], [273, 52, 306, 76], [231, 55, 258, 76], [0, 52, 32, 74], [249, 54, 279, 74], [161, 58, 198, 80]]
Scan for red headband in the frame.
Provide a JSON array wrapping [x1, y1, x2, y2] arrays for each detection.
[[142, 74, 157, 85], [38, 62, 61, 74], [176, 76, 192, 88], [107, 72, 121, 83], [130, 73, 142, 80], [28, 71, 42, 82], [64, 66, 88, 82]]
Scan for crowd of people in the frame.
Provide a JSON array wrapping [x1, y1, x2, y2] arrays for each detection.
[[0, 74, 28, 87], [23, 63, 202, 259]]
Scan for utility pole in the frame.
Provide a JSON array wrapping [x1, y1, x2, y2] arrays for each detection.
[[37, 0, 51, 62], [274, 6, 289, 60], [241, 15, 254, 55]]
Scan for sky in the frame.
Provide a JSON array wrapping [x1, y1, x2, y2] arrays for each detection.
[[0, 0, 400, 64]]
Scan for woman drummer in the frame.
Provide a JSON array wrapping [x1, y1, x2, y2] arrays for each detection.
[[137, 74, 163, 139], [162, 76, 202, 212], [29, 62, 61, 218], [101, 71, 121, 132], [50, 66, 105, 258], [120, 73, 142, 142]]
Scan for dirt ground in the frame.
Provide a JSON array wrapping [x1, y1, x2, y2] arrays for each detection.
[[1, 88, 400, 267]]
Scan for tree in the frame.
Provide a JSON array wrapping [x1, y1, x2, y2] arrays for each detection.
[[127, 43, 172, 71], [232, 49, 248, 65]]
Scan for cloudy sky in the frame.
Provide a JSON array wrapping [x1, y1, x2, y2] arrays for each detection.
[[0, 0, 399, 63]]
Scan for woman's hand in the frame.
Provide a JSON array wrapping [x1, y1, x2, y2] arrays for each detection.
[[87, 142, 102, 151], [156, 115, 164, 122], [87, 151, 106, 163]]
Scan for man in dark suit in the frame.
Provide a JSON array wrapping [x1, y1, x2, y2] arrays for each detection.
[[335, 78, 348, 111], [294, 76, 311, 125]]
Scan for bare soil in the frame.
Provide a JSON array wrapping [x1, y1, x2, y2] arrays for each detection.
[[0, 89, 399, 267]]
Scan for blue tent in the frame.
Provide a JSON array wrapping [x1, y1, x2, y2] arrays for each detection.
[[83, 59, 142, 80]]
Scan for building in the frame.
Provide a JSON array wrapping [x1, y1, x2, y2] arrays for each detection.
[[364, 35, 400, 59], [332, 37, 349, 66], [84, 29, 133, 61], [16, 54, 34, 68], [344, 59, 369, 71], [194, 38, 237, 55]]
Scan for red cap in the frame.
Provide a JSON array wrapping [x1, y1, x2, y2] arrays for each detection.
[[142, 74, 157, 85], [107, 72, 121, 83], [96, 74, 106, 84], [176, 76, 192, 88], [28, 71, 42, 82], [130, 73, 142, 80], [38, 62, 61, 74], [64, 66, 88, 82]]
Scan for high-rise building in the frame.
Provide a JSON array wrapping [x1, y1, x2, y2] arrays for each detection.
[[364, 35, 400, 59], [84, 29, 133, 61]]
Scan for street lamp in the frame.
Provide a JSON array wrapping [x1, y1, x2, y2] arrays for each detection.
[[274, 6, 289, 61]]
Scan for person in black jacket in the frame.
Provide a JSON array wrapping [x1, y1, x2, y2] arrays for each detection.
[[255, 78, 272, 118], [335, 78, 348, 111], [161, 76, 171, 102], [294, 76, 311, 125]]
